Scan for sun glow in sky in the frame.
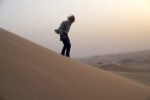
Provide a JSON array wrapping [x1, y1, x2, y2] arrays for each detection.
[[0, 0, 150, 58]]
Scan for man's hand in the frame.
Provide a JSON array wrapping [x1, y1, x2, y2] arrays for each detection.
[[54, 29, 60, 34]]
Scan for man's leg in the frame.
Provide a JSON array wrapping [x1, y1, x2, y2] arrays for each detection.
[[61, 39, 67, 56], [66, 38, 71, 57]]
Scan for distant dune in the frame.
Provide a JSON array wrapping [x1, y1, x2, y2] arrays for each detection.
[[81, 50, 150, 87], [0, 28, 150, 100]]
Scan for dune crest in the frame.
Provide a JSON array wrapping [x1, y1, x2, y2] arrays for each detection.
[[0, 28, 150, 100]]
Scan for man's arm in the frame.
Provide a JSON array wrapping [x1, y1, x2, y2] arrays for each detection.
[[55, 21, 67, 35], [54, 22, 64, 34], [58, 21, 65, 34]]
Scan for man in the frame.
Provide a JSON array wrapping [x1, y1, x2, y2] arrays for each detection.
[[55, 15, 75, 57]]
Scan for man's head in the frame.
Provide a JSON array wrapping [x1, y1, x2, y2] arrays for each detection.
[[68, 15, 75, 23]]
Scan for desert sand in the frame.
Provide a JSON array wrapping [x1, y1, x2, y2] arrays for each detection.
[[0, 28, 150, 100], [81, 50, 150, 87]]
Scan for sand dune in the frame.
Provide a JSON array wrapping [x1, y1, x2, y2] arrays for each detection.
[[112, 71, 150, 87], [81, 50, 150, 68], [0, 28, 150, 100], [81, 50, 150, 87]]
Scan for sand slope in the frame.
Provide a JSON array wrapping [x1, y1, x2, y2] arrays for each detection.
[[81, 51, 150, 87], [0, 28, 150, 100]]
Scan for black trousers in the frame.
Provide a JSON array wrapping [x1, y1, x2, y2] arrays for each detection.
[[61, 35, 71, 57]]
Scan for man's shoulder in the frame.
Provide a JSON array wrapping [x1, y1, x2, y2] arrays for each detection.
[[62, 20, 70, 24]]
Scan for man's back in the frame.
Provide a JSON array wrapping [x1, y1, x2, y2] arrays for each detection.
[[59, 20, 71, 34]]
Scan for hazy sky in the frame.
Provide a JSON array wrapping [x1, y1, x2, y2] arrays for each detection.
[[0, 0, 150, 58]]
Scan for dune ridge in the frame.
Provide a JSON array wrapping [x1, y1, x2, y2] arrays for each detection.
[[0, 28, 150, 100]]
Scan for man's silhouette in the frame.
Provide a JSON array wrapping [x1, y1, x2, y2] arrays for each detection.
[[55, 15, 75, 57]]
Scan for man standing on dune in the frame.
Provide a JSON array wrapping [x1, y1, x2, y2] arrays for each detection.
[[55, 15, 75, 57]]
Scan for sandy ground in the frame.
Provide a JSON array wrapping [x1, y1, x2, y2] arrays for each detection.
[[0, 28, 150, 100], [81, 50, 150, 87], [111, 71, 150, 87]]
